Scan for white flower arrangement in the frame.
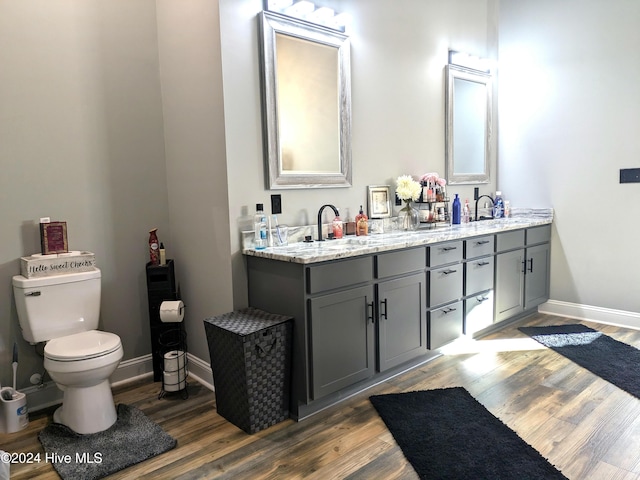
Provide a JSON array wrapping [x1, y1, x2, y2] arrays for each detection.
[[395, 175, 422, 202]]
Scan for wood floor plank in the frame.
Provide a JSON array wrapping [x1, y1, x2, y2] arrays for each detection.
[[4, 313, 640, 479]]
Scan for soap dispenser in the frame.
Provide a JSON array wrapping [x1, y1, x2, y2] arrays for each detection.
[[355, 206, 368, 236], [332, 215, 344, 239]]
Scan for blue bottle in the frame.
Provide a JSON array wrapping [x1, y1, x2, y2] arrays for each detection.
[[452, 194, 461, 224], [494, 191, 504, 218]]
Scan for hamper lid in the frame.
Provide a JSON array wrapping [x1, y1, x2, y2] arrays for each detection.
[[204, 307, 292, 336]]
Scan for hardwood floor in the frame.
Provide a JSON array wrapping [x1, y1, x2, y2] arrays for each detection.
[[5, 313, 640, 479]]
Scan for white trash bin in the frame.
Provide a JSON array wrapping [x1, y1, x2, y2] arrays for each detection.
[[0, 387, 28, 434]]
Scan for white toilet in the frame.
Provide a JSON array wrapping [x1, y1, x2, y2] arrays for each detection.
[[12, 268, 123, 434]]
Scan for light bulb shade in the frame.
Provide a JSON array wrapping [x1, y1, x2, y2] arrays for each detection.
[[267, 0, 294, 11], [284, 0, 315, 18]]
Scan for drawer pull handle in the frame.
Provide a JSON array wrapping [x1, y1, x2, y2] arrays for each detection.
[[476, 240, 490, 245], [380, 299, 388, 320], [442, 307, 457, 314], [476, 296, 489, 303], [442, 246, 457, 251], [477, 261, 490, 267], [25, 291, 41, 297], [442, 269, 457, 275]]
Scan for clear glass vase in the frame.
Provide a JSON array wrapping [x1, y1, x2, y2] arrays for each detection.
[[398, 201, 420, 231]]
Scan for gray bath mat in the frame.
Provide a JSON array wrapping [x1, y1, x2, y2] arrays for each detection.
[[38, 403, 176, 480]]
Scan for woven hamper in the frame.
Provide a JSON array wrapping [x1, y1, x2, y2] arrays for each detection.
[[204, 307, 293, 434]]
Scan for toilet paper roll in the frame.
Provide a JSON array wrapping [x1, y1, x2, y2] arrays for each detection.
[[163, 350, 185, 373], [163, 371, 186, 392], [159, 300, 185, 323]]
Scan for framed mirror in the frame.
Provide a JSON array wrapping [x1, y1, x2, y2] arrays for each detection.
[[259, 11, 352, 189], [445, 64, 492, 185]]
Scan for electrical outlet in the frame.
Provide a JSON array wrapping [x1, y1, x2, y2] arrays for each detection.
[[620, 168, 640, 183], [271, 194, 282, 214]]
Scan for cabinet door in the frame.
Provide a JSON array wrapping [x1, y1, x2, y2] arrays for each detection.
[[524, 243, 550, 310], [378, 273, 426, 371], [309, 285, 375, 400], [494, 249, 525, 322]]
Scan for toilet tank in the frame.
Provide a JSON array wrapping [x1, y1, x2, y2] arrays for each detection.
[[12, 268, 102, 344]]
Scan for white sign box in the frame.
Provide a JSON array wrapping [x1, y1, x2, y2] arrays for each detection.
[[20, 251, 96, 278]]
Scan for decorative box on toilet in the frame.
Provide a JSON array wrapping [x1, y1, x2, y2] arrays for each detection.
[[204, 308, 292, 434]]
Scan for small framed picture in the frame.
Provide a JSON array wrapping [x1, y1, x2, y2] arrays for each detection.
[[367, 185, 392, 219]]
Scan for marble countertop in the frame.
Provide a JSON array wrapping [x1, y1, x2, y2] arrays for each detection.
[[243, 210, 553, 265]]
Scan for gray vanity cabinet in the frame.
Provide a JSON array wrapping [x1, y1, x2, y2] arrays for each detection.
[[376, 247, 427, 372], [245, 221, 551, 420], [495, 225, 550, 322]]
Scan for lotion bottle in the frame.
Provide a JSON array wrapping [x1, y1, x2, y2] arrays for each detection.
[[462, 199, 471, 223]]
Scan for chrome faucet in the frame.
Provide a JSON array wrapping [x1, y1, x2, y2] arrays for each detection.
[[317, 204, 340, 241], [474, 195, 495, 221]]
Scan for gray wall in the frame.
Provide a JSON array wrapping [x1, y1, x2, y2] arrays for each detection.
[[498, 0, 640, 313], [0, 2, 170, 388]]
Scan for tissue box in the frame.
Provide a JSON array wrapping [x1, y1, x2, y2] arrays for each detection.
[[20, 251, 96, 278]]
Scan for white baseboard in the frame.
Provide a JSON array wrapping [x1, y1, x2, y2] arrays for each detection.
[[25, 353, 214, 413], [539, 300, 640, 330], [185, 353, 214, 392]]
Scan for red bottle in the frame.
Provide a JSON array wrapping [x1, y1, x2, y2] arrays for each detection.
[[149, 228, 159, 265]]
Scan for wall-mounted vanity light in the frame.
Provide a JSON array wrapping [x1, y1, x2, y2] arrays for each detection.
[[448, 50, 492, 73], [266, 0, 351, 32]]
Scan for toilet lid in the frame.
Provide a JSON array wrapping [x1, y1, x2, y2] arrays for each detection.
[[45, 330, 122, 361]]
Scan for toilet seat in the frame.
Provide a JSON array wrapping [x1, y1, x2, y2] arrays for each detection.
[[45, 330, 121, 362]]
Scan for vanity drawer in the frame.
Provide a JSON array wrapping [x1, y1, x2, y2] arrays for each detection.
[[376, 247, 426, 279], [465, 256, 494, 295], [428, 301, 463, 349], [464, 291, 494, 336], [526, 225, 551, 246], [428, 264, 463, 307], [496, 230, 525, 253], [428, 241, 463, 267], [307, 257, 373, 294], [464, 236, 494, 259]]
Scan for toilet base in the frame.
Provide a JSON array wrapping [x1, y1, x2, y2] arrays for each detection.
[[54, 379, 118, 434]]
